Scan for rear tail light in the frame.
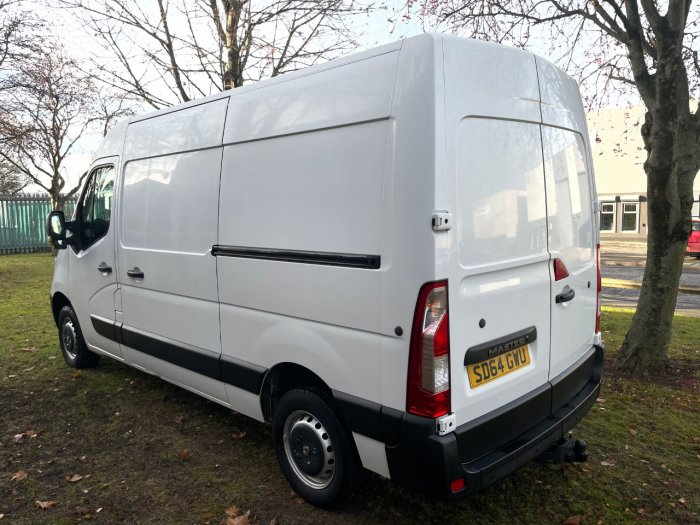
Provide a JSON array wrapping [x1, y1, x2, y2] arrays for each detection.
[[553, 258, 570, 281], [595, 243, 602, 332], [407, 280, 451, 418]]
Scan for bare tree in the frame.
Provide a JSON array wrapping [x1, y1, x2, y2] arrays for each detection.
[[0, 0, 40, 73], [0, 160, 27, 194], [401, 0, 700, 375], [0, 48, 132, 210], [60, 0, 367, 109]]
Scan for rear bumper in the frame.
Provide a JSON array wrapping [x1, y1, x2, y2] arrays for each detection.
[[384, 344, 604, 499]]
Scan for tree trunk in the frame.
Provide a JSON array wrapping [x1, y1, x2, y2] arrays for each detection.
[[51, 193, 65, 212], [225, 1, 244, 88], [617, 110, 699, 374]]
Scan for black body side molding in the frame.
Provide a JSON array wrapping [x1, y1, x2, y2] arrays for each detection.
[[90, 315, 267, 394], [211, 245, 381, 270]]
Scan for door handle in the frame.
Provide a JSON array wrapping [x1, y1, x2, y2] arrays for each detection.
[[97, 262, 112, 274], [556, 286, 575, 304], [127, 267, 144, 279]]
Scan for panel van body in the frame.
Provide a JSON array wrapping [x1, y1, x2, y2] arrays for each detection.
[[49, 34, 603, 503]]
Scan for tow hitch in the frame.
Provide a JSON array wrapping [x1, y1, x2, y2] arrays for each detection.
[[537, 434, 588, 464]]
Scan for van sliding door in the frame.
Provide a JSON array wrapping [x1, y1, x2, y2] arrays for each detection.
[[116, 99, 228, 403]]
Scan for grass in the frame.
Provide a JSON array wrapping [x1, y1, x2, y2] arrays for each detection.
[[0, 253, 698, 525]]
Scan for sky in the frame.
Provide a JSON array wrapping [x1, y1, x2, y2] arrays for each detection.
[[21, 0, 638, 194], [26, 1, 429, 192]]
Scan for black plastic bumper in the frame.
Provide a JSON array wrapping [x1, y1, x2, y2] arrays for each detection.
[[384, 344, 604, 499]]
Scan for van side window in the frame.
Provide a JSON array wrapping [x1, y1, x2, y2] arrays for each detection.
[[79, 165, 115, 250]]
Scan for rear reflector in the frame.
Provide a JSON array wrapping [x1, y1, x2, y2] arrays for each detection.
[[407, 280, 451, 418], [450, 477, 465, 493]]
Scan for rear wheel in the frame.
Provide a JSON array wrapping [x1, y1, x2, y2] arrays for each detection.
[[272, 389, 355, 506], [58, 305, 100, 369]]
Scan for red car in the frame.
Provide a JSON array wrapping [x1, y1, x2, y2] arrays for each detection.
[[688, 219, 700, 257]]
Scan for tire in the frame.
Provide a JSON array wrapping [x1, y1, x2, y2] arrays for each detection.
[[272, 389, 355, 506], [57, 305, 100, 369]]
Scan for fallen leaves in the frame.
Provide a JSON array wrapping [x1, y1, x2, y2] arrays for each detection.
[[231, 431, 247, 440], [176, 448, 190, 461], [600, 459, 616, 467], [563, 516, 581, 525], [225, 506, 251, 525], [13, 429, 38, 443], [226, 510, 250, 525], [174, 415, 185, 424], [11, 469, 27, 481], [35, 500, 58, 510], [67, 474, 84, 483]]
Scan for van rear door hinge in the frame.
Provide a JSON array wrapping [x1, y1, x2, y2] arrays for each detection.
[[432, 211, 452, 232]]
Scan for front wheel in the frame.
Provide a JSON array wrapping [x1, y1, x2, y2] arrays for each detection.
[[272, 389, 355, 506], [58, 305, 100, 369]]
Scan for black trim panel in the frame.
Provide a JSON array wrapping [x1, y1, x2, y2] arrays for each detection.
[[454, 382, 551, 464], [550, 347, 600, 412], [212, 245, 381, 270], [221, 355, 267, 395], [333, 392, 408, 446], [92, 317, 267, 394], [121, 325, 221, 381], [464, 326, 537, 365], [91, 315, 119, 342], [333, 390, 383, 442]]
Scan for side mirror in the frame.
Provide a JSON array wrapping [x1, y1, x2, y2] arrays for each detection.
[[46, 211, 68, 249]]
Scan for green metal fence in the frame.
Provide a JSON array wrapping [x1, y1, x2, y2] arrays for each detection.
[[0, 194, 77, 255]]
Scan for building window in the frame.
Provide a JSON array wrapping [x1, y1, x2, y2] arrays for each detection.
[[600, 202, 615, 232], [621, 202, 639, 232]]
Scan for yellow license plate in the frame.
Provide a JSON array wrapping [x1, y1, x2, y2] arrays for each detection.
[[467, 345, 531, 388]]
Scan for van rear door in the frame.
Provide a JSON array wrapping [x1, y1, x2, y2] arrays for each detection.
[[536, 57, 598, 380], [447, 117, 552, 427], [440, 38, 553, 431]]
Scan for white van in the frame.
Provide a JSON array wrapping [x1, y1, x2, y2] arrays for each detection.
[[47, 34, 603, 505]]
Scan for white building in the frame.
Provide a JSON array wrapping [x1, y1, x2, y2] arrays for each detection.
[[587, 105, 700, 240]]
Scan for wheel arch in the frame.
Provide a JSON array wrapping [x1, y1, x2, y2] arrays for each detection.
[[51, 292, 72, 327], [260, 362, 335, 422]]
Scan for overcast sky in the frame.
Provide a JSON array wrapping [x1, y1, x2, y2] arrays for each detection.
[[24, 1, 637, 194]]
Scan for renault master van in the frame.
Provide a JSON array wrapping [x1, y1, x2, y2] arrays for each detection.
[[47, 34, 603, 505]]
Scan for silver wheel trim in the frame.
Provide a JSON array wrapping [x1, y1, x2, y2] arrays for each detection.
[[282, 409, 336, 490], [61, 319, 78, 360]]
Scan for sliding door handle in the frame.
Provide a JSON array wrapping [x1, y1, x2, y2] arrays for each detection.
[[127, 267, 144, 279], [97, 262, 112, 274]]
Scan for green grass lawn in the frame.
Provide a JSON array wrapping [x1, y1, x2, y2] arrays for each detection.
[[0, 253, 698, 525]]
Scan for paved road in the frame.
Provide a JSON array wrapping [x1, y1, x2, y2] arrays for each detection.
[[600, 241, 700, 316]]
